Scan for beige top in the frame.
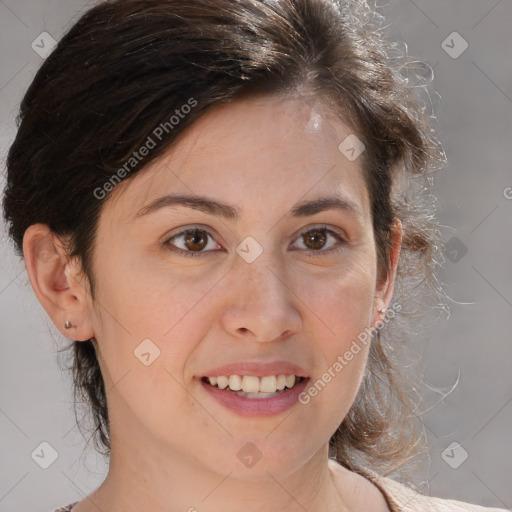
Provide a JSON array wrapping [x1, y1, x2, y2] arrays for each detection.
[[360, 467, 508, 512], [53, 469, 508, 512]]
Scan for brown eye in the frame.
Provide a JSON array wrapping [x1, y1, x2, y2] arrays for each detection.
[[292, 225, 347, 257], [303, 229, 327, 250], [164, 228, 220, 257], [183, 229, 208, 251]]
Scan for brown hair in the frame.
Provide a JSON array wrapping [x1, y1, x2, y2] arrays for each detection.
[[2, 0, 447, 478]]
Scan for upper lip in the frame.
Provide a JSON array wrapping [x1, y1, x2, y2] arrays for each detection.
[[199, 361, 310, 378]]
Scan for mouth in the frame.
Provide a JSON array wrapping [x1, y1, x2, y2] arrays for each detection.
[[200, 375, 308, 399], [199, 374, 310, 416]]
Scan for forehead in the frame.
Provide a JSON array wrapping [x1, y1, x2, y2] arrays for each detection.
[[104, 95, 371, 225]]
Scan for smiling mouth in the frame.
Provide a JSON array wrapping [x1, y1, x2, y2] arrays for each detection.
[[200, 375, 308, 398]]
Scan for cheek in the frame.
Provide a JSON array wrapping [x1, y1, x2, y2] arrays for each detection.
[[293, 259, 375, 410], [92, 265, 201, 426], [89, 254, 204, 406], [94, 246, 220, 345], [294, 257, 376, 346]]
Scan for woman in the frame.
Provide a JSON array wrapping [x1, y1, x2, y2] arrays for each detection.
[[2, 0, 506, 511]]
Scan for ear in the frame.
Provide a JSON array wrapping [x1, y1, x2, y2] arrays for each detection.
[[22, 223, 95, 341], [372, 218, 402, 326]]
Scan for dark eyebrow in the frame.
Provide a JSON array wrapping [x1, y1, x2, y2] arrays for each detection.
[[134, 194, 363, 220], [290, 196, 362, 219], [135, 194, 240, 220]]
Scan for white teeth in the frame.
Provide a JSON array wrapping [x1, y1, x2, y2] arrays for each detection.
[[259, 376, 277, 393], [242, 376, 260, 393], [216, 376, 229, 389], [228, 375, 242, 391], [205, 374, 302, 393]]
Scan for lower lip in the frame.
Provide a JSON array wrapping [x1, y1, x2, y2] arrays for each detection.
[[199, 378, 310, 417]]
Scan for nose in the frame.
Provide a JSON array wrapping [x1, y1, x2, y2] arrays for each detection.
[[219, 254, 302, 343]]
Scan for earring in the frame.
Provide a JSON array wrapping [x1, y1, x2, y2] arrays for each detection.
[[64, 320, 73, 329], [377, 307, 386, 313]]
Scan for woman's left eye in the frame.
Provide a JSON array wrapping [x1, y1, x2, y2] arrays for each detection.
[[163, 225, 346, 258], [291, 225, 347, 256]]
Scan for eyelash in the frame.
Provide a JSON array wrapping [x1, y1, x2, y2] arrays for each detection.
[[163, 225, 347, 258]]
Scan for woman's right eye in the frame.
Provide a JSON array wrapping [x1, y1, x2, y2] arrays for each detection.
[[163, 228, 221, 258]]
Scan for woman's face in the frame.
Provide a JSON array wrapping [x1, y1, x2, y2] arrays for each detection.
[[80, 95, 400, 477]]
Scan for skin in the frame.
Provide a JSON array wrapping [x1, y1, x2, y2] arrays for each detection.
[[23, 95, 402, 512]]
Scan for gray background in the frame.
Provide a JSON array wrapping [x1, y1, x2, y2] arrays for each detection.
[[0, 0, 511, 511]]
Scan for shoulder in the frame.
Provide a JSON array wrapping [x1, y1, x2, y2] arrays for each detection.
[[360, 467, 508, 512], [328, 459, 395, 511]]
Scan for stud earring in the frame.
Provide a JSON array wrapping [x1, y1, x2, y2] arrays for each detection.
[[377, 307, 386, 313], [64, 320, 73, 329]]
